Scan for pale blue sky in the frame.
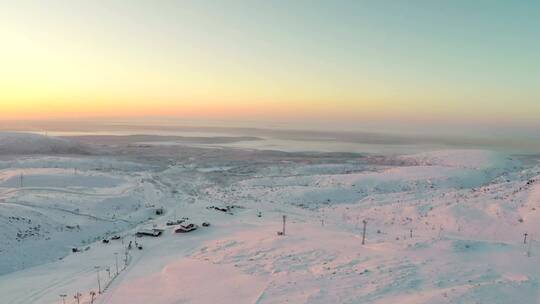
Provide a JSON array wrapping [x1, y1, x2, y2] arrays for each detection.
[[1, 0, 539, 134]]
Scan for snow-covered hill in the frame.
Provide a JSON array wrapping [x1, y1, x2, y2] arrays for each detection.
[[0, 132, 88, 155], [0, 143, 539, 304], [398, 149, 517, 169]]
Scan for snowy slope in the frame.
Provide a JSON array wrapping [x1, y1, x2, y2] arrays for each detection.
[[0, 132, 88, 155], [398, 149, 516, 169], [0, 146, 539, 304]]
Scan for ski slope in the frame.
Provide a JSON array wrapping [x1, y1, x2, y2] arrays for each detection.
[[0, 133, 539, 303]]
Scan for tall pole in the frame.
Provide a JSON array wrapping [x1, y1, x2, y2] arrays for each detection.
[[95, 266, 101, 294], [362, 220, 367, 245], [282, 215, 287, 235], [114, 253, 119, 276]]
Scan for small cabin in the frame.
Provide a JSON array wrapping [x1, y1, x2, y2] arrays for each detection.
[[136, 228, 163, 237], [175, 223, 198, 233]]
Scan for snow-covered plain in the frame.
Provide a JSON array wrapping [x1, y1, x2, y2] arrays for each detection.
[[1, 132, 540, 303]]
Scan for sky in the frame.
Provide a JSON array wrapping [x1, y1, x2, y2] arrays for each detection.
[[0, 0, 539, 134]]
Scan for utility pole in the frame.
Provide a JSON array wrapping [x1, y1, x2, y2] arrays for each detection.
[[59, 294, 67, 304], [95, 266, 101, 294], [524, 233, 528, 244], [114, 253, 119, 276], [362, 220, 367, 245], [282, 215, 287, 235]]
